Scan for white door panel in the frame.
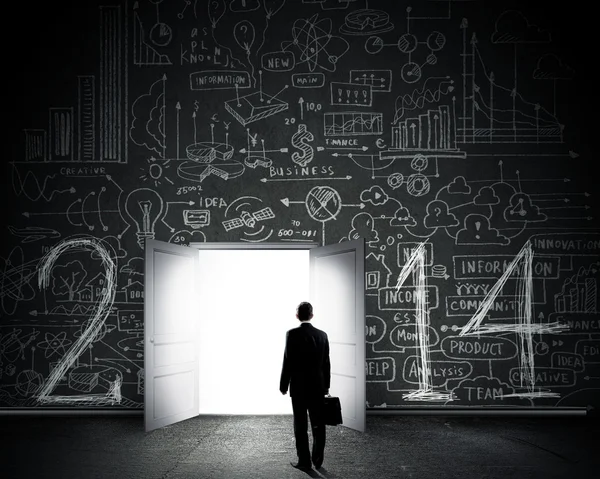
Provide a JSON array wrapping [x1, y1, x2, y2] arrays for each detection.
[[310, 239, 365, 432], [145, 239, 199, 432]]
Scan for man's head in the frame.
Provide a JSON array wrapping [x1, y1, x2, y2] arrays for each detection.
[[296, 302, 313, 322]]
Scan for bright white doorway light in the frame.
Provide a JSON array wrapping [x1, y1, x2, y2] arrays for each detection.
[[196, 249, 309, 414]]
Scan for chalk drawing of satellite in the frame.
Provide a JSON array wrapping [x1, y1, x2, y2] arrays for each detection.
[[221, 207, 275, 232]]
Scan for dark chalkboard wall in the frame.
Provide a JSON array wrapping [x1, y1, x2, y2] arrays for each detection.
[[2, 0, 597, 410]]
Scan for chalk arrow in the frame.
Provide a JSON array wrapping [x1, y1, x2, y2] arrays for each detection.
[[262, 175, 351, 182], [280, 198, 304, 206], [239, 147, 288, 153], [328, 145, 369, 151], [345, 203, 365, 209], [168, 200, 195, 206]]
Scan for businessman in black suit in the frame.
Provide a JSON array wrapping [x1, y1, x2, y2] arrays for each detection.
[[280, 302, 331, 471]]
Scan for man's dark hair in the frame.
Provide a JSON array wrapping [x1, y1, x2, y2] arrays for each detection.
[[297, 302, 313, 321]]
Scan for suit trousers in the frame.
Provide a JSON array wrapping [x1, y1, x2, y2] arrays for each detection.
[[291, 395, 326, 465]]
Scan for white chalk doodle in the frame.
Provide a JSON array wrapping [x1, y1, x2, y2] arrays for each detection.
[[130, 75, 167, 159], [36, 237, 121, 405], [222, 196, 276, 242], [281, 14, 350, 72], [459, 12, 561, 144], [133, 1, 172, 66], [225, 74, 289, 126], [124, 188, 164, 249], [291, 124, 315, 167]]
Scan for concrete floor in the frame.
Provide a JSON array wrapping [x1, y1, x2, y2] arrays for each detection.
[[1, 414, 598, 479]]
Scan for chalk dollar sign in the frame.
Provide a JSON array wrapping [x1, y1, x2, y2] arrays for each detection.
[[291, 124, 315, 167]]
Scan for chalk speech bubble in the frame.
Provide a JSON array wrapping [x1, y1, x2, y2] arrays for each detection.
[[366, 357, 395, 382], [390, 324, 439, 349], [441, 335, 518, 361], [402, 356, 472, 388], [365, 315, 386, 344], [509, 367, 576, 388], [261, 51, 295, 71], [452, 376, 515, 403], [576, 339, 600, 364], [551, 351, 585, 372]]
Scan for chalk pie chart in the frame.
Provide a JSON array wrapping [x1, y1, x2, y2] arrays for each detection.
[[185, 142, 234, 163], [305, 186, 342, 222], [179, 141, 243, 182]]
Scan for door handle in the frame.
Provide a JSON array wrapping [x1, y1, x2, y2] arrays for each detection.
[[150, 338, 154, 343]]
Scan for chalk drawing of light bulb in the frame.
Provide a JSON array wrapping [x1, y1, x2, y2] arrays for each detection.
[[124, 188, 164, 248]]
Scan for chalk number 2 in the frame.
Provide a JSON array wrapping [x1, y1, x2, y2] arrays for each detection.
[[36, 238, 121, 405]]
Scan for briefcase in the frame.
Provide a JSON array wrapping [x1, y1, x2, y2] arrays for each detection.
[[323, 395, 342, 426]]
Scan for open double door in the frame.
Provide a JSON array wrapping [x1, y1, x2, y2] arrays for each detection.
[[144, 239, 365, 433]]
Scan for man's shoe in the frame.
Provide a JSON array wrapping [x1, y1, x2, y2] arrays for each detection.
[[313, 460, 323, 470], [290, 461, 312, 471]]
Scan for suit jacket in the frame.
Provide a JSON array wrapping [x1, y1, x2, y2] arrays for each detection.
[[280, 322, 330, 399]]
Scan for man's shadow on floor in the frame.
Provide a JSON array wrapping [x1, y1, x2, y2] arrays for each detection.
[[298, 466, 334, 478]]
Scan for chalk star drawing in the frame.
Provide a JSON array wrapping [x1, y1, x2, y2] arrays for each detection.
[[281, 14, 350, 72]]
